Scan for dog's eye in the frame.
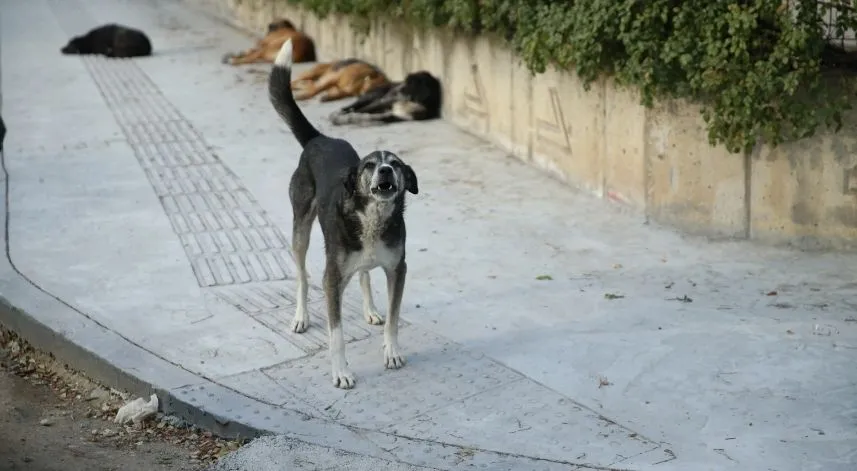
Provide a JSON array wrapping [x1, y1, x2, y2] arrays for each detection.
[[364, 163, 376, 170], [388, 160, 402, 168]]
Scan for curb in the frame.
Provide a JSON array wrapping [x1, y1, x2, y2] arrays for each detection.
[[0, 151, 263, 441]]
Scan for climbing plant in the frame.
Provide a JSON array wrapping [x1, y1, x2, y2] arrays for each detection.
[[283, 0, 857, 153]]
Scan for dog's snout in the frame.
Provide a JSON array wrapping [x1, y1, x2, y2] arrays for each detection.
[[378, 165, 393, 176]]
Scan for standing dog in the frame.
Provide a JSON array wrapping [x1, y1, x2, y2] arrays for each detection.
[[329, 71, 443, 126], [269, 39, 419, 389], [61, 24, 152, 58], [222, 19, 315, 66], [289, 59, 391, 102]]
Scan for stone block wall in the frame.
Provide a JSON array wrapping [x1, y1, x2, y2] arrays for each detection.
[[189, 0, 857, 251]]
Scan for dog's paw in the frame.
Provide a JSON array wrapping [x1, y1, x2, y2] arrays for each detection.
[[331, 369, 356, 389], [220, 53, 233, 64], [384, 344, 406, 369], [329, 112, 346, 125], [291, 315, 309, 334], [363, 308, 384, 326]]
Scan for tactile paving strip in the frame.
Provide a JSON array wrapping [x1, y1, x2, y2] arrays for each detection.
[[263, 328, 524, 430], [85, 57, 295, 287], [47, 0, 292, 289]]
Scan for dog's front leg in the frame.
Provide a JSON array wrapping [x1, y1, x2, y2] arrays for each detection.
[[359, 271, 384, 325], [343, 86, 391, 113], [383, 260, 407, 369], [355, 93, 399, 114], [324, 265, 356, 388]]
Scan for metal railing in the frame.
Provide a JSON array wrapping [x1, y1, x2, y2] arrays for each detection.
[[787, 0, 857, 49]]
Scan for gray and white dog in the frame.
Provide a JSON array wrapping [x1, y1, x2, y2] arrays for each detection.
[[268, 40, 419, 389]]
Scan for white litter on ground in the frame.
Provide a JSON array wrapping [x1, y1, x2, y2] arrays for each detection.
[[114, 393, 159, 425]]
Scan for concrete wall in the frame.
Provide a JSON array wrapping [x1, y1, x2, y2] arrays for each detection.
[[191, 0, 857, 251]]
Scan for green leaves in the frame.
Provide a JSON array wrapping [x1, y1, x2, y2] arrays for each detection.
[[284, 0, 857, 153]]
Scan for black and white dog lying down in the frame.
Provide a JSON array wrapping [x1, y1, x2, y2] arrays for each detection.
[[329, 71, 442, 126]]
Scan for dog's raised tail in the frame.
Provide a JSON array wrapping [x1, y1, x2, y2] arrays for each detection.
[[269, 39, 320, 148]]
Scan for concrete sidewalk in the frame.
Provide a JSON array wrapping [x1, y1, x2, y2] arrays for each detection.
[[1, 0, 855, 469]]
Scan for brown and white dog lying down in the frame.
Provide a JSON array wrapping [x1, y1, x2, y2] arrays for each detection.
[[328, 71, 442, 126], [289, 59, 391, 102], [222, 19, 315, 65]]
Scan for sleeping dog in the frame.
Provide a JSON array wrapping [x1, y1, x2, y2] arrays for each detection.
[[222, 18, 316, 65], [61, 24, 152, 58], [329, 71, 442, 126], [290, 59, 391, 102], [268, 39, 419, 389]]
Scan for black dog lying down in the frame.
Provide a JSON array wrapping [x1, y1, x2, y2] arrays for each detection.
[[329, 71, 442, 126], [61, 24, 152, 58]]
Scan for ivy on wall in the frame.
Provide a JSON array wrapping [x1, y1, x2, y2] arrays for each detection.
[[283, 0, 857, 153]]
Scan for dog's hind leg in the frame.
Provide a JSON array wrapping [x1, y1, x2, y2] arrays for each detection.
[[290, 210, 315, 333], [291, 63, 331, 90], [382, 260, 408, 369], [359, 271, 384, 325], [228, 48, 267, 65], [319, 85, 358, 102], [324, 264, 356, 389], [289, 174, 316, 334], [292, 63, 329, 85], [294, 76, 337, 101]]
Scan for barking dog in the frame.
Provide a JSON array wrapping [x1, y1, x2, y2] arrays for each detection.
[[329, 71, 443, 126], [222, 18, 315, 66], [289, 59, 391, 102], [269, 39, 419, 389], [61, 24, 152, 58]]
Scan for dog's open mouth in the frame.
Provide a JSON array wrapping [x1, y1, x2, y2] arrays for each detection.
[[372, 182, 397, 195]]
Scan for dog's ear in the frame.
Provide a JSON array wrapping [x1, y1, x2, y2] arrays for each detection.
[[403, 165, 419, 195], [341, 166, 358, 195], [268, 19, 295, 32]]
